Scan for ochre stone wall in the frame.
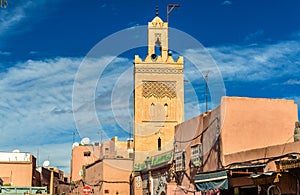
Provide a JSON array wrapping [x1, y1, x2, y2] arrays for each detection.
[[134, 16, 184, 165]]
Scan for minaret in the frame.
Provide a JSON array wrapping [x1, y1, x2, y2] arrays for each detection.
[[133, 10, 184, 166]]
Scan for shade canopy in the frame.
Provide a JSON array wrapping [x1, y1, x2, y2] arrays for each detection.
[[194, 170, 228, 191]]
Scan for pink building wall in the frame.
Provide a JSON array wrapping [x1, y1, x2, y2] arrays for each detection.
[[0, 154, 36, 186], [74, 158, 133, 195], [71, 145, 101, 182], [174, 96, 298, 192], [220, 96, 298, 157]]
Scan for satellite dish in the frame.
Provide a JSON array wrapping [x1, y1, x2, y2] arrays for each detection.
[[12, 149, 20, 153], [79, 169, 83, 177], [43, 160, 50, 167], [81, 137, 90, 145], [72, 142, 79, 148]]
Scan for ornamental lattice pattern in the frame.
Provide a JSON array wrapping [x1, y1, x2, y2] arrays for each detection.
[[142, 81, 176, 99], [135, 68, 183, 74]]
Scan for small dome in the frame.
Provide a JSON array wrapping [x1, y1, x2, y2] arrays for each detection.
[[150, 16, 166, 28], [151, 16, 164, 24]]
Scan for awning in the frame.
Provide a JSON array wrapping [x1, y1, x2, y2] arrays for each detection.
[[250, 171, 281, 185], [194, 170, 228, 191], [133, 151, 173, 171]]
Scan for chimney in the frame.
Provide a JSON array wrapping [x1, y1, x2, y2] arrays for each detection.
[[294, 121, 300, 142]]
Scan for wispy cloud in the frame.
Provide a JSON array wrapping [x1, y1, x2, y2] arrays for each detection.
[[283, 79, 300, 85], [0, 57, 79, 145], [0, 1, 34, 37], [29, 51, 38, 55], [0, 56, 135, 146], [221, 0, 233, 6], [127, 21, 140, 28], [0, 51, 11, 55], [244, 29, 265, 42], [0, 0, 61, 45], [195, 40, 300, 82]]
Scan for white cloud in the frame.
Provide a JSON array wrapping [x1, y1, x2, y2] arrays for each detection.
[[0, 1, 34, 37], [0, 57, 79, 145], [0, 56, 138, 146], [29, 51, 38, 55], [186, 40, 300, 82], [284, 79, 300, 85], [0, 0, 61, 44], [221, 1, 232, 6], [0, 56, 136, 172], [0, 51, 11, 55]]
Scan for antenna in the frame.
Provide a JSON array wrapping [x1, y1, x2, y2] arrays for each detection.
[[129, 122, 133, 139], [37, 148, 39, 166], [204, 72, 209, 113], [167, 4, 180, 23], [73, 130, 75, 143], [98, 130, 103, 144]]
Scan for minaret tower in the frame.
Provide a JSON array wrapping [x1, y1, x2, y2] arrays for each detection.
[[133, 9, 184, 166]]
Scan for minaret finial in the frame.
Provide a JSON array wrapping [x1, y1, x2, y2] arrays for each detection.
[[156, 6, 159, 16]]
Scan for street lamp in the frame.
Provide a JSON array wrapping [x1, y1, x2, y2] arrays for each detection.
[[145, 157, 152, 195]]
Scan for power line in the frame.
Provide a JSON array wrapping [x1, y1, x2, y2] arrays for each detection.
[[204, 72, 209, 113]]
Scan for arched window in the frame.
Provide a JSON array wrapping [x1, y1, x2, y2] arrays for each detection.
[[158, 137, 161, 151], [150, 103, 155, 120], [155, 38, 162, 56], [164, 103, 168, 117]]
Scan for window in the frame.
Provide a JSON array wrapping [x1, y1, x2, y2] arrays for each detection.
[[128, 148, 134, 158], [175, 151, 185, 172], [154, 33, 162, 56], [164, 103, 168, 117], [150, 103, 155, 120], [191, 144, 202, 167], [83, 151, 91, 157], [158, 137, 161, 151], [105, 148, 109, 155]]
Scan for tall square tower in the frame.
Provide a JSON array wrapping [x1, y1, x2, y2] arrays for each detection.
[[134, 15, 184, 165]]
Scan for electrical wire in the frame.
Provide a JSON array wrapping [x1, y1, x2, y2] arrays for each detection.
[[174, 117, 220, 143]]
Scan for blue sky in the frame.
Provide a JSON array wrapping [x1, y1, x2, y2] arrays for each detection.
[[0, 0, 300, 173]]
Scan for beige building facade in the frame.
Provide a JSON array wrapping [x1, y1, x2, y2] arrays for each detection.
[[70, 136, 133, 195], [133, 14, 184, 167]]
